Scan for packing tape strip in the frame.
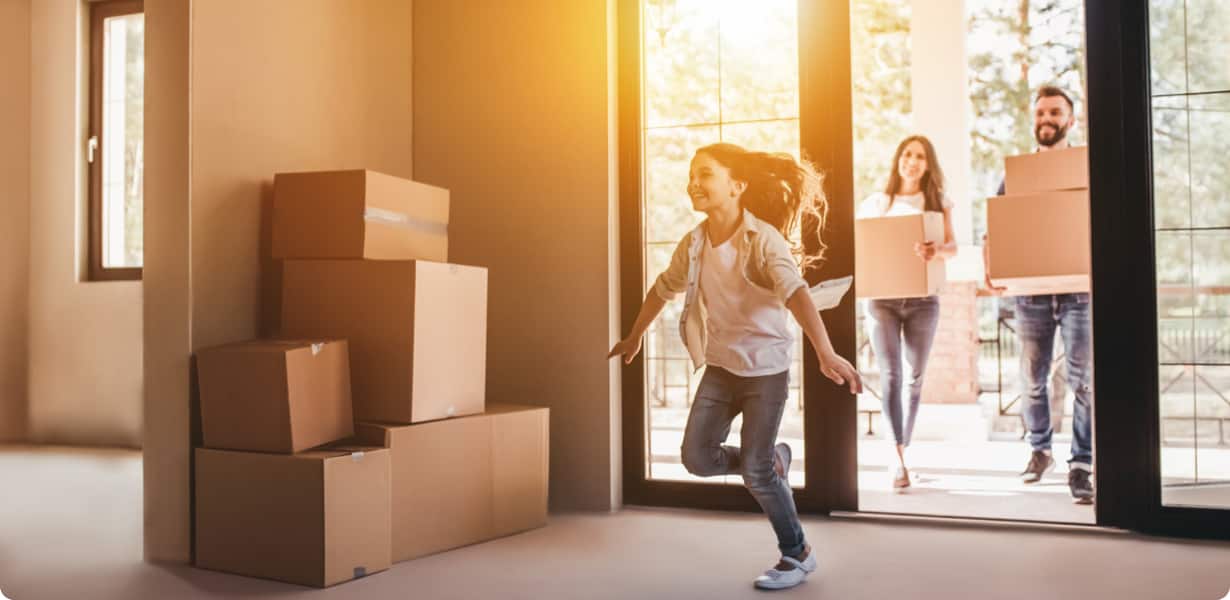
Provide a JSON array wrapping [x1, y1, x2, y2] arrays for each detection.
[[364, 207, 448, 236], [350, 451, 365, 462], [310, 342, 324, 356]]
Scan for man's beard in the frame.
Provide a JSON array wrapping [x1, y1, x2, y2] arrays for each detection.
[[1035, 121, 1070, 147]]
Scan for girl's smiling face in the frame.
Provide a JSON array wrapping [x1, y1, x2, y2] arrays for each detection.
[[688, 151, 746, 213]]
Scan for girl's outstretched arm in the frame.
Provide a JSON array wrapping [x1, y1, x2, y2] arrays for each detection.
[[785, 288, 863, 394], [607, 290, 668, 364]]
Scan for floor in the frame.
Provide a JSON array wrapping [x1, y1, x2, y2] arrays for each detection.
[[3, 445, 1230, 600], [650, 402, 1230, 522]]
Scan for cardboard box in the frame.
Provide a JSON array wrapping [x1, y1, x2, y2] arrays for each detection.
[[195, 339, 353, 454], [280, 259, 487, 424], [194, 446, 392, 588], [854, 212, 946, 299], [355, 403, 549, 563], [987, 189, 1091, 295], [272, 169, 449, 261], [1004, 146, 1088, 195]]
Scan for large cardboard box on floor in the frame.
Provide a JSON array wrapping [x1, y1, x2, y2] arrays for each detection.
[[195, 339, 353, 453], [281, 259, 487, 424], [272, 169, 449, 261], [854, 212, 946, 299], [194, 446, 392, 588], [1004, 146, 1088, 195], [987, 189, 1091, 295], [355, 403, 549, 563]]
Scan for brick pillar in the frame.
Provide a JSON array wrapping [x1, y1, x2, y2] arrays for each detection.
[[921, 280, 980, 403]]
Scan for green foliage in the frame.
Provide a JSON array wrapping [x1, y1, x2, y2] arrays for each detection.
[[850, 0, 912, 204], [967, 0, 1086, 238]]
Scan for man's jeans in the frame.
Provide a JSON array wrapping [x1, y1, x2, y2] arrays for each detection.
[[866, 296, 942, 447], [681, 366, 805, 557], [1015, 293, 1094, 468]]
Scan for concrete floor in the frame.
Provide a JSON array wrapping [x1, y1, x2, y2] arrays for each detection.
[[3, 445, 1230, 600]]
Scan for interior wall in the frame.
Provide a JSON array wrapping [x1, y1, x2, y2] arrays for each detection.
[[144, 0, 413, 563], [27, 0, 143, 448], [0, 0, 31, 443], [191, 0, 414, 348], [413, 0, 623, 511]]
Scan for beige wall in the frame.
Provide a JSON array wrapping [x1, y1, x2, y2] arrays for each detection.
[[413, 0, 623, 511], [190, 0, 414, 348], [27, 0, 143, 448], [0, 0, 31, 443], [143, 0, 413, 562]]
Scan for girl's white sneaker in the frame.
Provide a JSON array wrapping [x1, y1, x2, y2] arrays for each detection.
[[752, 552, 817, 590]]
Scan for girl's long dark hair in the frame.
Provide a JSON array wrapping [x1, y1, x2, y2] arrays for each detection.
[[883, 135, 945, 213], [695, 143, 828, 270]]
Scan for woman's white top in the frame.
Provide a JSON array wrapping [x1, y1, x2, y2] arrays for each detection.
[[856, 191, 952, 218]]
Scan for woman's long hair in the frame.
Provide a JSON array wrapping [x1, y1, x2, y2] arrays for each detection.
[[695, 143, 828, 270], [883, 135, 946, 213]]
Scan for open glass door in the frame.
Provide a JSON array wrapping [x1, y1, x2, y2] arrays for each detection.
[[619, 0, 858, 513]]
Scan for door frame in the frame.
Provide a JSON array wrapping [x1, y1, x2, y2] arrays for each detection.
[[617, 0, 852, 514], [620, 0, 1230, 540]]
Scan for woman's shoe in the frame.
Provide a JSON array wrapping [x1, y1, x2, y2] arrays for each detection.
[[893, 466, 911, 491]]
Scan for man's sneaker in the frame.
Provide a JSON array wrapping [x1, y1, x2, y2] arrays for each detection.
[[753, 549, 817, 590], [773, 443, 792, 482], [1069, 468, 1095, 504], [1020, 450, 1055, 484]]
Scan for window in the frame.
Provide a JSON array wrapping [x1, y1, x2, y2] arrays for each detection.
[[88, 0, 144, 281], [1149, 0, 1230, 509]]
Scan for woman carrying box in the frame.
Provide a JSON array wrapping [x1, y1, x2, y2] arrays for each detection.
[[857, 135, 957, 491], [608, 142, 861, 590]]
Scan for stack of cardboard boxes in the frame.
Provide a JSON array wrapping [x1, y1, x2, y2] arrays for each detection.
[[192, 170, 550, 587], [987, 146, 1091, 295]]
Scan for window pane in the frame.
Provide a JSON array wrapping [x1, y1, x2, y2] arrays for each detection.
[[1151, 103, 1191, 230], [1192, 231, 1230, 318], [1185, 0, 1230, 95], [644, 0, 719, 128], [1159, 365, 1197, 493], [101, 13, 144, 269], [1156, 231, 1193, 364], [1148, 0, 1187, 96], [1189, 94, 1230, 228], [718, 0, 798, 123]]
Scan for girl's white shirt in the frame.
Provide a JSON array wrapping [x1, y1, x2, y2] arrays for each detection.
[[699, 235, 794, 377]]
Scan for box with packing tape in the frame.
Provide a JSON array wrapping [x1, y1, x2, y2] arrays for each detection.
[[1003, 146, 1088, 195], [355, 403, 549, 563], [195, 339, 353, 454], [272, 169, 449, 262], [281, 259, 487, 424], [194, 445, 392, 588]]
